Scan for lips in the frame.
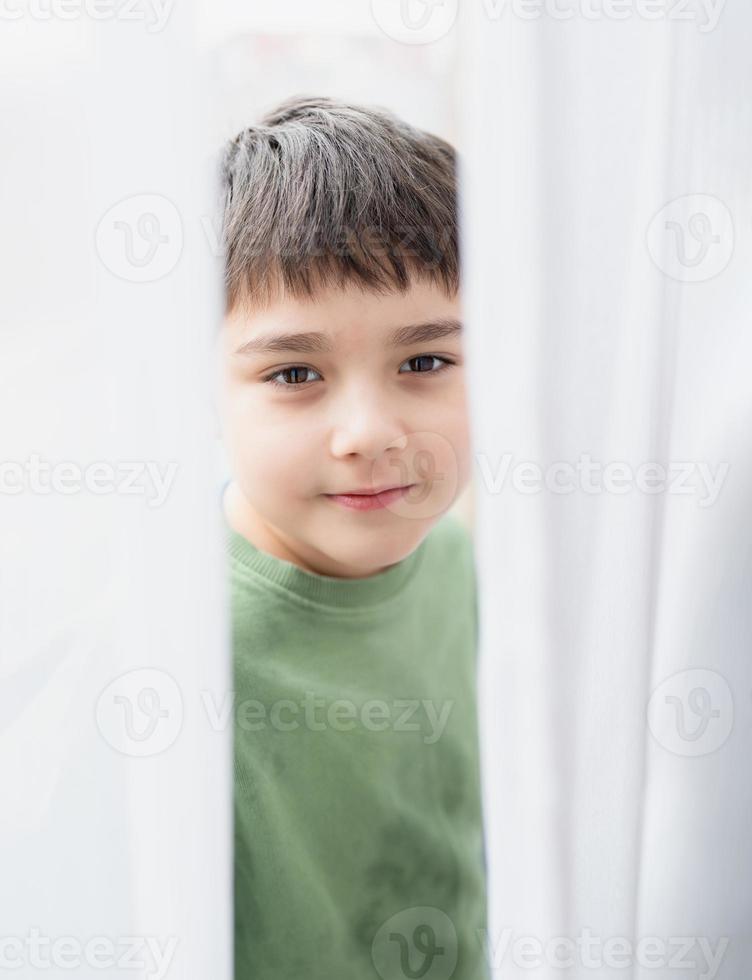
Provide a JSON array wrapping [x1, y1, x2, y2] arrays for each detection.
[[324, 484, 416, 512], [335, 484, 412, 496]]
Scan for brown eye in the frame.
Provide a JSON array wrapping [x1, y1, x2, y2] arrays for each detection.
[[281, 367, 309, 384], [398, 355, 453, 375], [264, 366, 322, 389]]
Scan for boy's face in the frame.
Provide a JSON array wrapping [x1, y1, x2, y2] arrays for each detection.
[[218, 279, 471, 578]]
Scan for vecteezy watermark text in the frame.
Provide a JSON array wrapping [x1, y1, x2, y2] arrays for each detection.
[[202, 691, 454, 745], [370, 0, 726, 43], [0, 0, 174, 32], [0, 928, 177, 979], [481, 0, 725, 32], [0, 454, 177, 507], [475, 453, 729, 507], [477, 927, 729, 978]]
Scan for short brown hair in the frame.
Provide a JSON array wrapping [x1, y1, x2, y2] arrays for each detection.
[[218, 95, 459, 314]]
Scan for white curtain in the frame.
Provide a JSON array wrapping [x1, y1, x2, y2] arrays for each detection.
[[0, 8, 231, 980], [461, 4, 751, 978]]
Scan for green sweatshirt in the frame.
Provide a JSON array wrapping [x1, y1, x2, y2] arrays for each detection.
[[227, 510, 488, 980]]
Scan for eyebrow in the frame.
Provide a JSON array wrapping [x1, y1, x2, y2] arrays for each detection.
[[234, 317, 462, 356]]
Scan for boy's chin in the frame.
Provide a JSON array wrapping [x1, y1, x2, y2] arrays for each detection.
[[314, 527, 426, 577]]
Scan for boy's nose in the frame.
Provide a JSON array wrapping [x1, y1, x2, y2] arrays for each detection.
[[328, 392, 409, 462]]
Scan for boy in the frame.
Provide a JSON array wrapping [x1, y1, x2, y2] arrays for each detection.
[[217, 95, 488, 979]]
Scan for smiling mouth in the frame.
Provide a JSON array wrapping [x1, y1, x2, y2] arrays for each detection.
[[331, 484, 414, 497], [323, 484, 417, 511]]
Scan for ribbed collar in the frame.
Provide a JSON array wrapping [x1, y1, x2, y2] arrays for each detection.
[[225, 518, 428, 610]]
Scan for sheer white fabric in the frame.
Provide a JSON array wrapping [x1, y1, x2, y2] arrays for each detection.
[[461, 5, 752, 978], [0, 12, 230, 980]]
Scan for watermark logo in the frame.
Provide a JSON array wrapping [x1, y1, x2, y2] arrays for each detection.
[[372, 906, 458, 980], [647, 668, 733, 757], [646, 194, 734, 282], [371, 0, 727, 33], [375, 432, 459, 521], [371, 0, 458, 44], [96, 668, 183, 757], [96, 193, 183, 282]]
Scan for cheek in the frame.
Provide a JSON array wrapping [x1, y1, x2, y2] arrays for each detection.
[[420, 385, 471, 453], [227, 402, 318, 498], [428, 399, 472, 493]]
